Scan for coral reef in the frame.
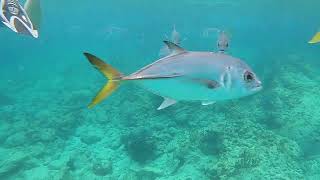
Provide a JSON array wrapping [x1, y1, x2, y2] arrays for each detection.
[[0, 49, 319, 179], [92, 160, 113, 176], [121, 128, 157, 164], [198, 129, 224, 156]]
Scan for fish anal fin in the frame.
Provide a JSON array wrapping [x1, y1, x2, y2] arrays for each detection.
[[163, 41, 186, 56], [157, 98, 177, 110], [202, 101, 215, 106]]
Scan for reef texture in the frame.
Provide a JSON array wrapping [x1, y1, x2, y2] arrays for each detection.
[[0, 55, 319, 179]]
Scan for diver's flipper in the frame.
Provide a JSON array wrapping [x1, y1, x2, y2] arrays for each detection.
[[157, 98, 177, 110], [0, 0, 38, 38], [309, 31, 320, 44], [202, 101, 215, 106], [24, 0, 41, 30]]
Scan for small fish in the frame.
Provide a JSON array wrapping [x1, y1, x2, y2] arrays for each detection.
[[0, 0, 41, 38], [84, 41, 262, 110], [217, 30, 230, 53], [202, 28, 231, 53], [309, 31, 320, 44], [159, 25, 182, 57], [170, 25, 181, 45]]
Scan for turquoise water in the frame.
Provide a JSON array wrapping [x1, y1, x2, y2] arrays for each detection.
[[1, 0, 320, 179]]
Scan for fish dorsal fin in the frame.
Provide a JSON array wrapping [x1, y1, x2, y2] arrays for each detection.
[[163, 41, 186, 56], [157, 97, 177, 110]]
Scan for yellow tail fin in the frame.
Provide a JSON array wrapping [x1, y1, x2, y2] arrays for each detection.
[[84, 53, 122, 108], [309, 31, 320, 44]]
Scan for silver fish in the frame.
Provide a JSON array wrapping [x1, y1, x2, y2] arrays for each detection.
[[170, 25, 181, 45], [84, 41, 262, 110], [217, 30, 230, 53], [203, 28, 230, 53], [0, 0, 41, 38]]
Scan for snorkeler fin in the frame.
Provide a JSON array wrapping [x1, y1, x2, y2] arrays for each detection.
[[83, 52, 122, 108], [1, 0, 39, 38], [308, 31, 320, 44], [24, 0, 41, 30]]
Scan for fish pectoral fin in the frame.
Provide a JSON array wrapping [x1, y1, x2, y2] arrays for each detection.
[[163, 41, 186, 56], [202, 101, 216, 106], [191, 78, 221, 89], [157, 98, 177, 110]]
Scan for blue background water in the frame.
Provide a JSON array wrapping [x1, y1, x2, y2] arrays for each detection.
[[1, 0, 320, 179]]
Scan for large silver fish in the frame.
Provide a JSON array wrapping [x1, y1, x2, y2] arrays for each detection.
[[84, 41, 262, 110], [0, 0, 41, 38]]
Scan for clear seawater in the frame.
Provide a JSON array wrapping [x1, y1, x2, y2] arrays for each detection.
[[1, 0, 320, 179]]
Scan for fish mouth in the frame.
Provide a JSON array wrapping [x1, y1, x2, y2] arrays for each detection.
[[252, 84, 263, 92]]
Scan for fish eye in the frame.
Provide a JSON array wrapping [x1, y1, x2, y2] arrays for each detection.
[[244, 71, 254, 82]]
